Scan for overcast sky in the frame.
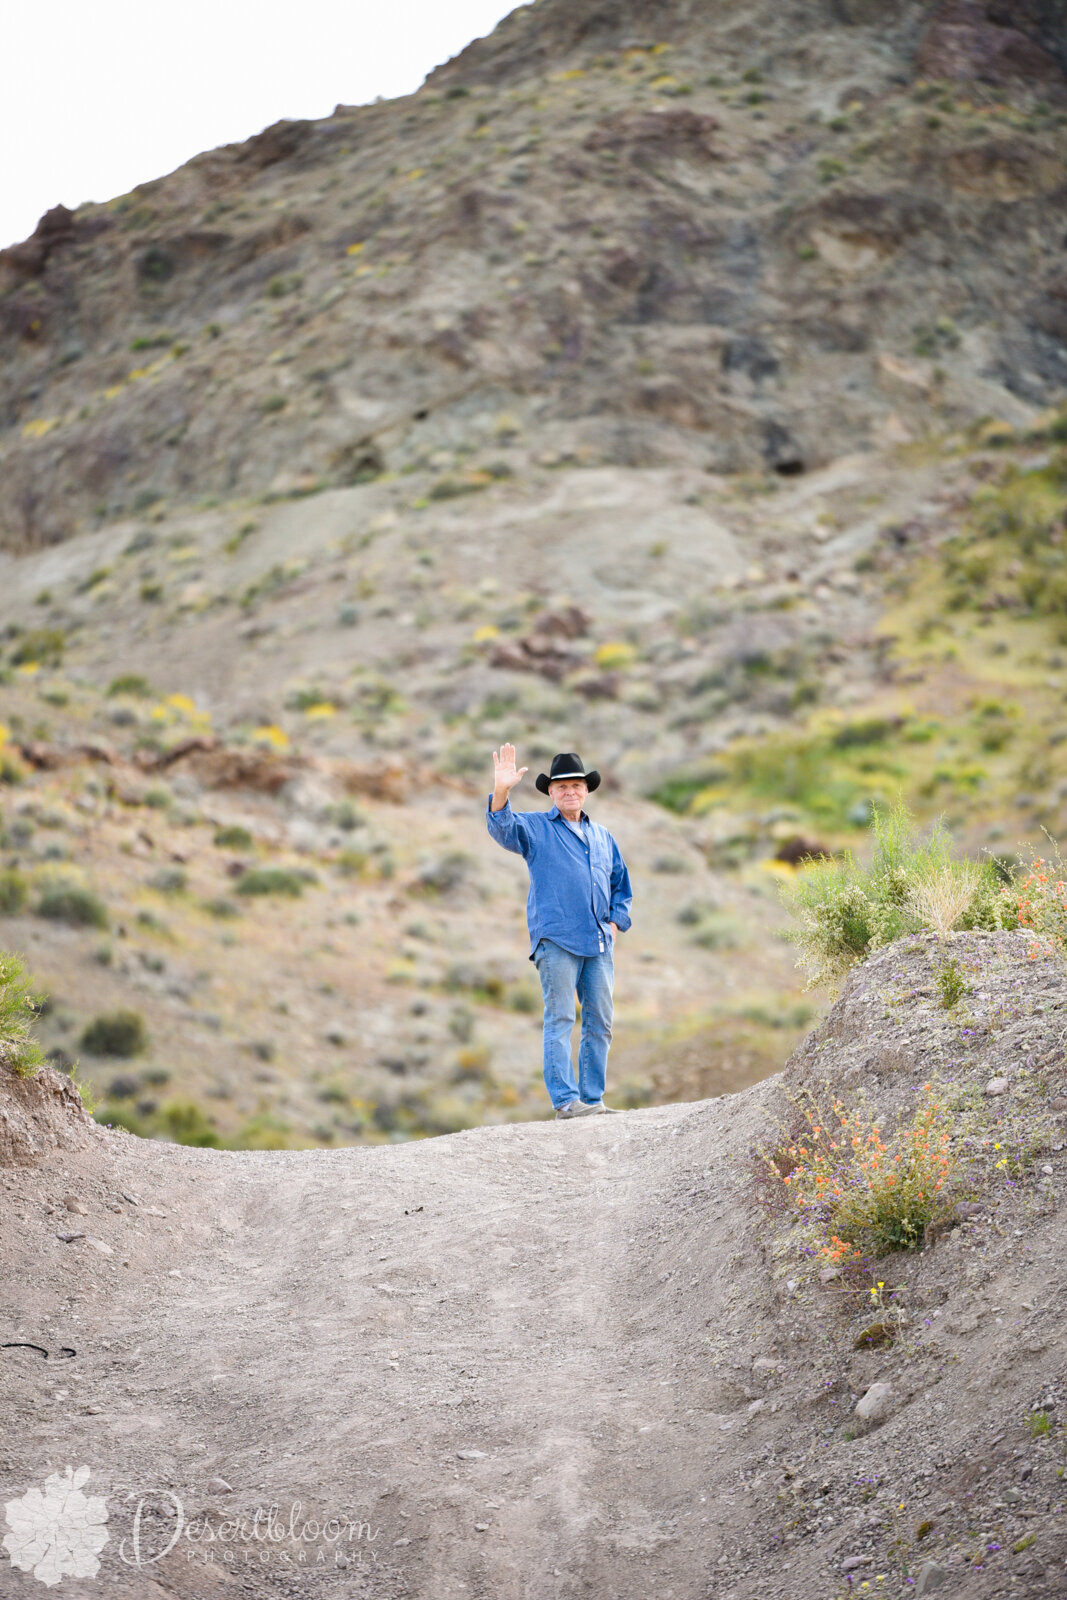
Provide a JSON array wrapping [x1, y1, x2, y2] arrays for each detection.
[[1, 0, 519, 249]]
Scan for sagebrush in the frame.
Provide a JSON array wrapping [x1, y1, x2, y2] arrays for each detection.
[[785, 801, 1013, 986]]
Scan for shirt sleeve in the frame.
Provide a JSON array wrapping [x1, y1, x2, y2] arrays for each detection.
[[609, 836, 633, 931], [486, 795, 536, 859]]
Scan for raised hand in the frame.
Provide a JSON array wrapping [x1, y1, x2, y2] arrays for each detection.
[[492, 742, 528, 799]]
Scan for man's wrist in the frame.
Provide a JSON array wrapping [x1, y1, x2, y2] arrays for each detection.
[[490, 788, 512, 813]]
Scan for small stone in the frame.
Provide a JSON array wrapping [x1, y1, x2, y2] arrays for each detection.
[[985, 1076, 1010, 1097], [122, 1192, 140, 1205], [473, 1522, 489, 1532], [752, 1358, 782, 1373], [85, 1237, 112, 1255], [167, 1269, 181, 1278], [207, 1477, 233, 1494], [1050, 1096, 1067, 1112], [1041, 1165, 1053, 1176], [841, 1555, 871, 1572], [915, 1560, 948, 1595], [63, 1195, 88, 1215], [456, 1450, 487, 1460], [56, 1232, 85, 1243], [855, 1381, 894, 1422], [819, 1266, 841, 1283], [393, 1537, 410, 1546], [85, 1406, 103, 1416], [954, 1201, 984, 1221], [747, 1399, 765, 1414]]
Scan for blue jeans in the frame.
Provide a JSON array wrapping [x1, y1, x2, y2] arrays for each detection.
[[532, 937, 615, 1110]]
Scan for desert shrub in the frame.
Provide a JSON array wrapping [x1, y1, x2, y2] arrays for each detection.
[[336, 849, 369, 878], [10, 628, 64, 667], [148, 866, 187, 894], [1010, 839, 1067, 957], [213, 824, 253, 849], [235, 866, 306, 897], [772, 1084, 959, 1259], [79, 1009, 148, 1058], [234, 1111, 292, 1149], [107, 674, 152, 697], [444, 963, 505, 1001], [453, 1045, 493, 1081], [143, 786, 171, 809], [203, 896, 241, 919], [35, 881, 109, 929], [160, 1099, 220, 1147], [690, 915, 742, 950], [0, 868, 28, 915], [785, 801, 1012, 986], [413, 851, 472, 894], [508, 985, 538, 1013], [0, 951, 45, 1077], [934, 955, 971, 1009], [325, 800, 364, 831]]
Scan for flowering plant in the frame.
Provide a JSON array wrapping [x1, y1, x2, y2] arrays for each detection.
[[1011, 844, 1067, 959], [774, 1084, 958, 1259]]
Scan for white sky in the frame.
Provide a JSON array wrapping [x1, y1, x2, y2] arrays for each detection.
[[1, 0, 520, 249]]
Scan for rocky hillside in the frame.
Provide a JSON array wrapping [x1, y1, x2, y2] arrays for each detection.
[[0, 0, 1065, 1149], [2, 0, 1066, 546], [1, 928, 1065, 1597]]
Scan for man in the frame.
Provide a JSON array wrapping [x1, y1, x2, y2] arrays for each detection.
[[486, 744, 633, 1120]]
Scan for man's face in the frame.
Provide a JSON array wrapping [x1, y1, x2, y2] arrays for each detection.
[[549, 778, 588, 807]]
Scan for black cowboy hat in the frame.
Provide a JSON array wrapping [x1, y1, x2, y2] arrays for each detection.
[[536, 752, 601, 795]]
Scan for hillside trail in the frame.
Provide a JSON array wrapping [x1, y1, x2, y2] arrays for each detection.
[[3, 1092, 769, 1600]]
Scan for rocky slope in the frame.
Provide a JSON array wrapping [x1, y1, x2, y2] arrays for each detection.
[[1, 929, 1065, 1597], [2, 0, 1066, 547], [0, 0, 1065, 1148]]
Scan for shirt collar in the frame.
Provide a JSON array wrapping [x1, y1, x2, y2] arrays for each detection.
[[548, 806, 588, 823]]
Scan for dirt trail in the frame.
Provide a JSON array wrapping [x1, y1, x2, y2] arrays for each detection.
[[7, 938, 1067, 1600], [2, 1093, 769, 1600]]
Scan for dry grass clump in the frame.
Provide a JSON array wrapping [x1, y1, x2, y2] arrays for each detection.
[[785, 801, 1012, 987]]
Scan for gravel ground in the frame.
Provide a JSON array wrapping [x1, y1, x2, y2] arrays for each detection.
[[2, 931, 1066, 1598]]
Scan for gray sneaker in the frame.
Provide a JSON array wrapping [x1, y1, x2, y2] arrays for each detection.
[[585, 1100, 619, 1114], [555, 1100, 600, 1120]]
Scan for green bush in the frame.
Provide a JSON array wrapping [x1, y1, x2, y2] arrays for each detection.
[[79, 1009, 148, 1058], [10, 628, 64, 667], [160, 1099, 220, 1147], [213, 824, 253, 849], [785, 801, 1013, 986], [0, 951, 45, 1076], [107, 674, 153, 697], [203, 896, 241, 919], [35, 881, 109, 929], [0, 868, 28, 915], [148, 866, 186, 894], [235, 867, 307, 897]]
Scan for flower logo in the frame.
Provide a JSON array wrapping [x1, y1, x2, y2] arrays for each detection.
[[4, 1464, 108, 1586]]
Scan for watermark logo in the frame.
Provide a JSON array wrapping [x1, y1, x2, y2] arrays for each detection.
[[3, 1464, 109, 1587]]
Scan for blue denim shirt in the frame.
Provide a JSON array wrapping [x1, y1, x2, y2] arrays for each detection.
[[486, 797, 633, 959]]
